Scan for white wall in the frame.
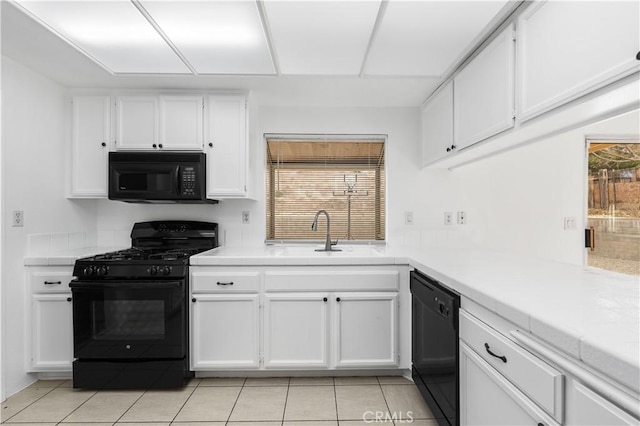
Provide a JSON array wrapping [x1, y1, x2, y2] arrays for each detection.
[[450, 109, 640, 265], [1, 57, 98, 397], [96, 105, 454, 248]]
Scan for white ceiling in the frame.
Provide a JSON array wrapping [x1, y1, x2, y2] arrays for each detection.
[[1, 0, 515, 107]]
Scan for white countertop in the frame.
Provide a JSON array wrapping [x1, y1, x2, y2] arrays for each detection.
[[24, 244, 639, 392], [189, 244, 405, 266], [193, 244, 640, 393]]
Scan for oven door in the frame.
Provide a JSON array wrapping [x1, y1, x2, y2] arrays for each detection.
[[70, 280, 186, 360]]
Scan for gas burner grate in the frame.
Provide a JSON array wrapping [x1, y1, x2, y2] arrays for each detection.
[[148, 248, 201, 261], [91, 248, 149, 261]]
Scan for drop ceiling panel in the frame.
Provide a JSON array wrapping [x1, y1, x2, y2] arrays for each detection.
[[265, 0, 381, 75], [365, 0, 509, 76], [139, 1, 275, 75], [13, 0, 190, 74]]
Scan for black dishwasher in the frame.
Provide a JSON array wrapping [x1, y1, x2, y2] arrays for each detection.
[[411, 270, 460, 426]]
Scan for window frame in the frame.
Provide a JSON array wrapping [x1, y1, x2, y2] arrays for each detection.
[[264, 133, 388, 245]]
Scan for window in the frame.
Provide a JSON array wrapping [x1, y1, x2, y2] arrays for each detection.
[[266, 135, 385, 242]]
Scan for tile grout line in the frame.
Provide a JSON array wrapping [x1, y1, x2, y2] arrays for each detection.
[[377, 377, 397, 426], [0, 381, 58, 424], [223, 376, 247, 425], [332, 377, 340, 426], [169, 385, 198, 424], [113, 388, 148, 425], [279, 377, 291, 426], [43, 384, 98, 425]]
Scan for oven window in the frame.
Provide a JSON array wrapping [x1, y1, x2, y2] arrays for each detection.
[[92, 300, 165, 340], [119, 172, 172, 192]]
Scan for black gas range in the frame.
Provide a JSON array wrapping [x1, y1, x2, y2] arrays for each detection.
[[70, 221, 218, 389]]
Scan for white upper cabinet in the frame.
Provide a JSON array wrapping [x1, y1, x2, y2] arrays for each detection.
[[116, 95, 204, 150], [159, 95, 203, 150], [70, 95, 110, 197], [454, 24, 515, 150], [421, 81, 454, 166], [206, 94, 248, 198], [115, 96, 159, 150], [518, 1, 640, 121]]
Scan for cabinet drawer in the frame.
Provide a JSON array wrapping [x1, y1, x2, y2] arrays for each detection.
[[460, 310, 564, 421], [191, 271, 260, 293], [29, 268, 74, 293], [264, 270, 399, 292]]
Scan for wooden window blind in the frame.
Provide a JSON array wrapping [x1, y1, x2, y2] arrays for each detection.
[[266, 136, 386, 242]]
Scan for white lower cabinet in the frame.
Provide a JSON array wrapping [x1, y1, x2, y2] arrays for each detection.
[[27, 266, 74, 372], [263, 291, 398, 369], [460, 302, 640, 426], [190, 294, 260, 370], [567, 380, 639, 426], [334, 292, 398, 367], [460, 342, 559, 426], [190, 265, 408, 372], [263, 293, 329, 368]]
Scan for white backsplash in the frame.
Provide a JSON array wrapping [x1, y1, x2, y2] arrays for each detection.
[[26, 230, 130, 255]]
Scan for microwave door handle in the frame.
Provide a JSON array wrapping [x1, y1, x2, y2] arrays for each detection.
[[175, 165, 181, 196]]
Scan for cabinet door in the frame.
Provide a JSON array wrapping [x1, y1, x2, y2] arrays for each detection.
[[31, 294, 73, 371], [264, 293, 329, 368], [567, 381, 639, 426], [159, 95, 203, 150], [421, 81, 454, 166], [454, 24, 515, 150], [191, 294, 259, 369], [115, 96, 159, 150], [71, 95, 110, 197], [206, 94, 247, 197], [460, 342, 559, 426], [333, 292, 398, 368], [518, 1, 640, 121]]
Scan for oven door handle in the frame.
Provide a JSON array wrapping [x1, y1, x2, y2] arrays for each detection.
[[69, 280, 183, 289]]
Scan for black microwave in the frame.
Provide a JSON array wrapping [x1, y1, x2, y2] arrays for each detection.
[[108, 152, 217, 204]]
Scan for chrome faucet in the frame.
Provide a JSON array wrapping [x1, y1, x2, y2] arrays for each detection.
[[311, 210, 341, 252]]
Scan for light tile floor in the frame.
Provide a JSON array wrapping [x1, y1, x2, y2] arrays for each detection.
[[1, 377, 440, 425]]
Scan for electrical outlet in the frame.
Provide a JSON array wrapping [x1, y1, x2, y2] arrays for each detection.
[[564, 217, 577, 230], [13, 210, 24, 227], [457, 211, 466, 225], [444, 212, 453, 225], [242, 211, 250, 224], [405, 211, 414, 225]]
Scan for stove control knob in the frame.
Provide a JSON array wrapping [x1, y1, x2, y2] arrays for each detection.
[[162, 266, 172, 276], [149, 266, 158, 276], [83, 266, 94, 276], [97, 266, 108, 276]]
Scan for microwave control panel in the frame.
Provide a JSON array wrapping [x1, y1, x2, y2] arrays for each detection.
[[180, 166, 197, 196]]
